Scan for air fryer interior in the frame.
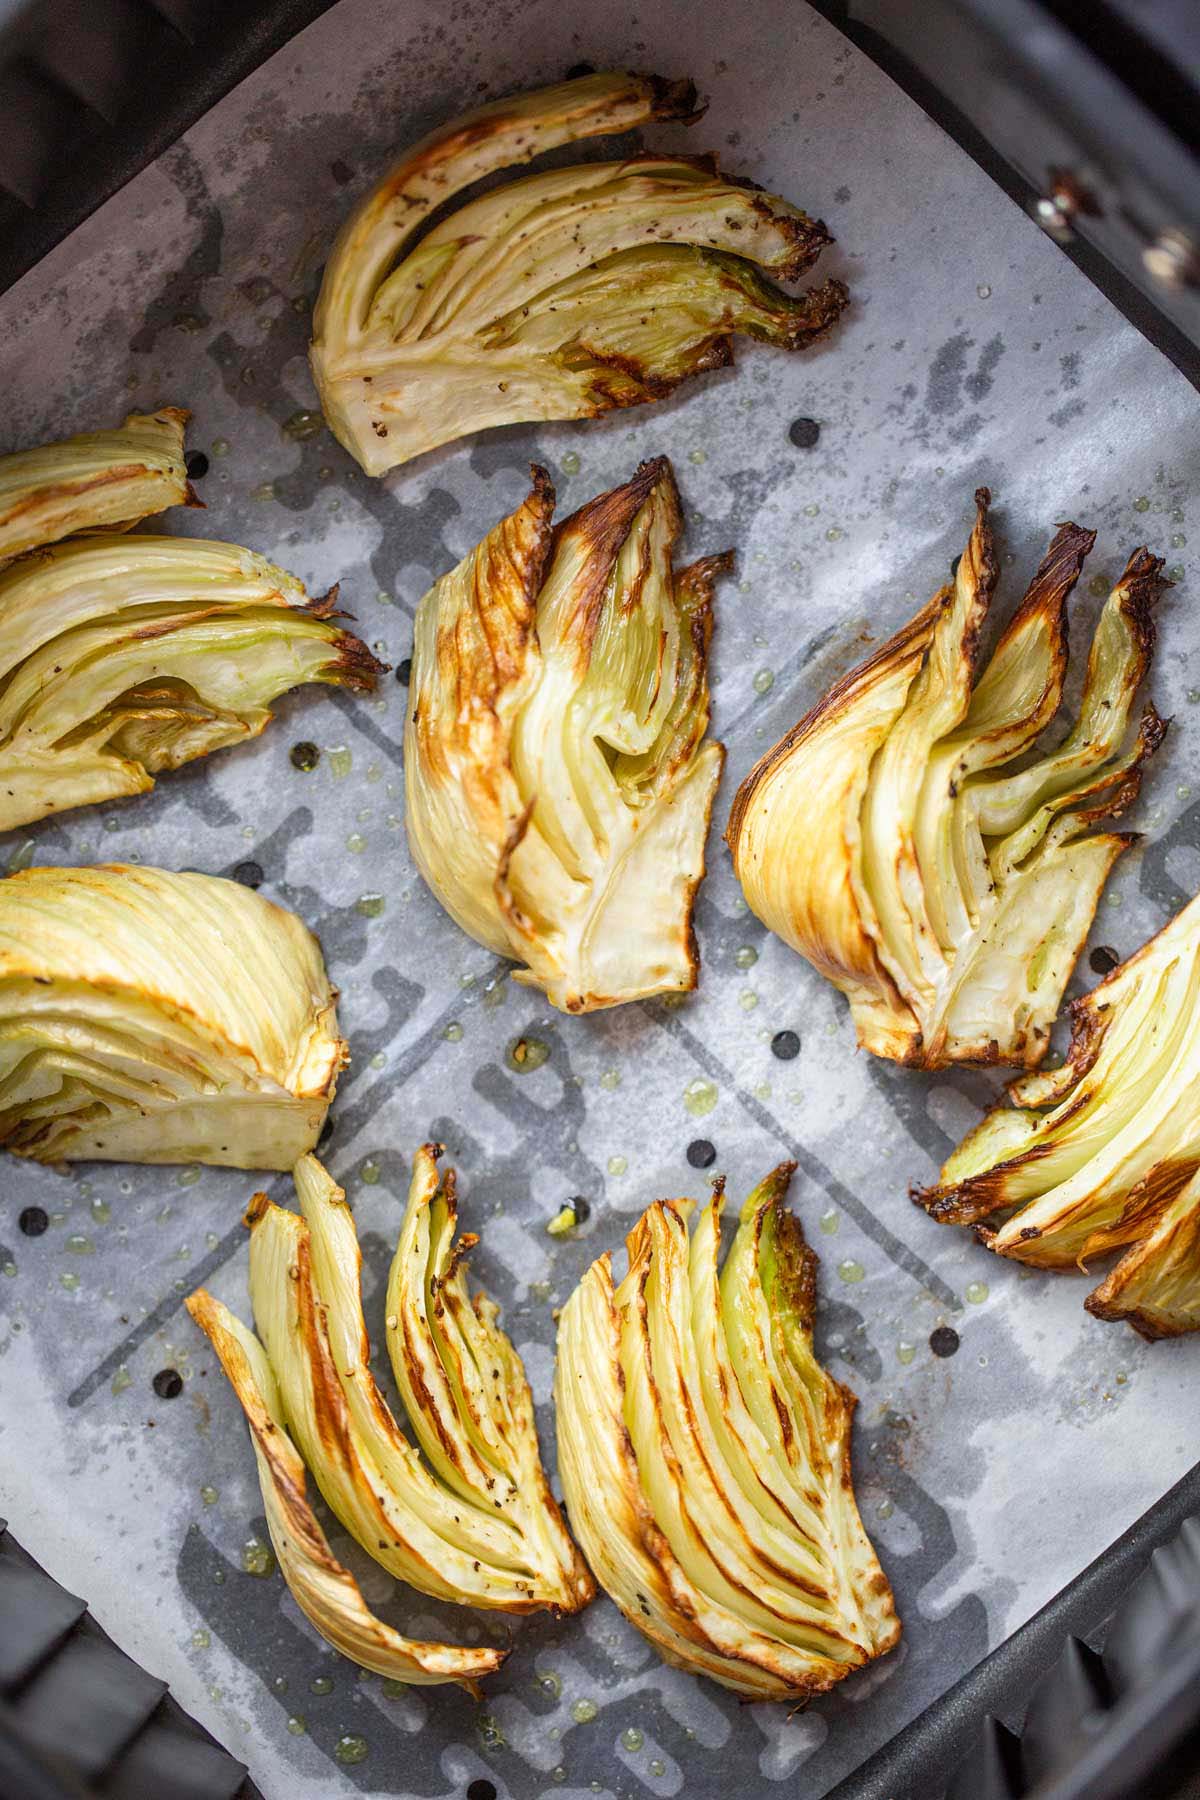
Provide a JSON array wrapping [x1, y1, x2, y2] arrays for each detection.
[[0, 1, 1198, 1796]]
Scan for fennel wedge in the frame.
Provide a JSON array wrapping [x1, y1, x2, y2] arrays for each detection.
[[187, 1288, 504, 1691], [246, 1150, 592, 1614], [0, 407, 194, 564], [311, 71, 847, 472], [0, 534, 384, 831], [405, 459, 727, 1011], [0, 864, 344, 1168], [916, 892, 1200, 1338], [728, 491, 1167, 1067], [555, 1167, 899, 1698]]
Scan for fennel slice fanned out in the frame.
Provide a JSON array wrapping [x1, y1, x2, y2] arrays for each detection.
[[555, 1166, 898, 1697], [729, 489, 1168, 1068], [186, 1288, 503, 1691], [916, 890, 1200, 1338], [405, 458, 726, 1011], [312, 71, 846, 472], [0, 535, 384, 832], [246, 1151, 592, 1614]]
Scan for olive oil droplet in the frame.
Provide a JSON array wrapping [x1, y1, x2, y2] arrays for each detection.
[[683, 1078, 718, 1117], [282, 409, 324, 441], [241, 1535, 276, 1578]]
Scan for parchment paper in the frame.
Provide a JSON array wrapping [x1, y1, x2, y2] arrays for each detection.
[[1, 2, 1197, 1795]]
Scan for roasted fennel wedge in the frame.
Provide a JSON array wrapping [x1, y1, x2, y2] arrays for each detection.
[[916, 891, 1200, 1338], [0, 534, 383, 831], [406, 459, 726, 1011], [728, 490, 1167, 1067], [555, 1166, 899, 1698], [0, 864, 344, 1168], [311, 70, 846, 472], [186, 1288, 504, 1691], [0, 407, 194, 563], [246, 1150, 592, 1614]]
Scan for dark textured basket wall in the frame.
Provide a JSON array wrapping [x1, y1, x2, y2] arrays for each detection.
[[0, 0, 334, 294], [827, 1461, 1200, 1800], [0, 1519, 262, 1799]]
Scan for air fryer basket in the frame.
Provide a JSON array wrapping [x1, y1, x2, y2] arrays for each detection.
[[0, 2, 1197, 1798]]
